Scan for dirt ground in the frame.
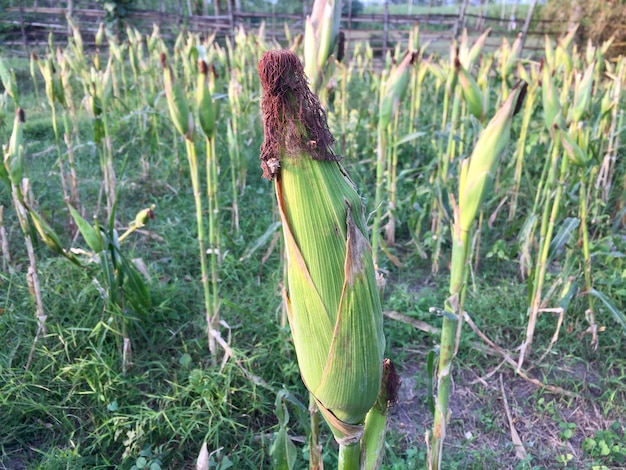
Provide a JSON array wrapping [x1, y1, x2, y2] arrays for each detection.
[[390, 353, 623, 469]]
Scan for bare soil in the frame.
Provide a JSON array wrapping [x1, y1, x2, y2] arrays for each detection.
[[389, 352, 624, 469]]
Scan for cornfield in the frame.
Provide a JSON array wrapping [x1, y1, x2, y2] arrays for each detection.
[[0, 6, 625, 469]]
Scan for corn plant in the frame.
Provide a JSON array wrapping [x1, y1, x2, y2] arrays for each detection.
[[68, 204, 154, 375], [196, 57, 222, 362], [372, 50, 416, 266], [161, 51, 224, 361], [258, 49, 392, 469], [428, 82, 527, 470], [2, 107, 47, 369], [37, 54, 73, 217], [517, 36, 581, 368], [508, 61, 539, 222], [427, 47, 459, 274]]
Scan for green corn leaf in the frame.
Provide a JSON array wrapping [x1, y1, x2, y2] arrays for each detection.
[[28, 209, 80, 266], [5, 108, 25, 185], [99, 253, 116, 303], [559, 129, 588, 167], [547, 217, 580, 263], [269, 391, 297, 470], [68, 204, 104, 253], [239, 221, 281, 261], [118, 253, 151, 313], [559, 279, 578, 311], [518, 213, 538, 277], [426, 349, 437, 415], [395, 131, 428, 146], [588, 289, 626, 335]]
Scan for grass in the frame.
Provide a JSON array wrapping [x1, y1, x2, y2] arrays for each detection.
[[1, 29, 626, 470]]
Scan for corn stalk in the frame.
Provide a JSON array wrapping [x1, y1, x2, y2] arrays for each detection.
[[428, 83, 526, 469]]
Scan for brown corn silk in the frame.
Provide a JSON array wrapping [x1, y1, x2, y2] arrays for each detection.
[[259, 49, 338, 180]]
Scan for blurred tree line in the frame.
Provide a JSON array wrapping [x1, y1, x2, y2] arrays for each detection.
[[540, 0, 626, 57]]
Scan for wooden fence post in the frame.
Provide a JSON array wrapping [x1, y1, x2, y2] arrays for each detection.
[[453, 0, 470, 39], [234, 0, 242, 27], [19, 1, 28, 52], [226, 0, 233, 29], [383, 0, 389, 57], [520, 0, 538, 54]]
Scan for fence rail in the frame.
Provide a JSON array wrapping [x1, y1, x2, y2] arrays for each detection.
[[1, 5, 563, 57]]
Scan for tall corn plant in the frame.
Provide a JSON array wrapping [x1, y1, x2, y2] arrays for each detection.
[[517, 35, 622, 365], [508, 62, 539, 222], [427, 48, 458, 274], [161, 52, 223, 361], [517, 35, 576, 368], [258, 50, 394, 470], [428, 83, 527, 470], [372, 51, 416, 266], [2, 108, 47, 368], [196, 58, 221, 361], [37, 55, 74, 218], [1, 62, 53, 366]]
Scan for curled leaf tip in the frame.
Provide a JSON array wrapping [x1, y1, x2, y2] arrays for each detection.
[[258, 50, 338, 180]]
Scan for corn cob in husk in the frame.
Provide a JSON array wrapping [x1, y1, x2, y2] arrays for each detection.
[[258, 50, 385, 444]]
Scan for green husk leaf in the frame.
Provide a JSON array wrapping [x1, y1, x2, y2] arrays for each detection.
[[455, 56, 485, 121], [5, 108, 25, 185], [28, 209, 80, 266], [458, 82, 527, 231], [0, 57, 19, 104]]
